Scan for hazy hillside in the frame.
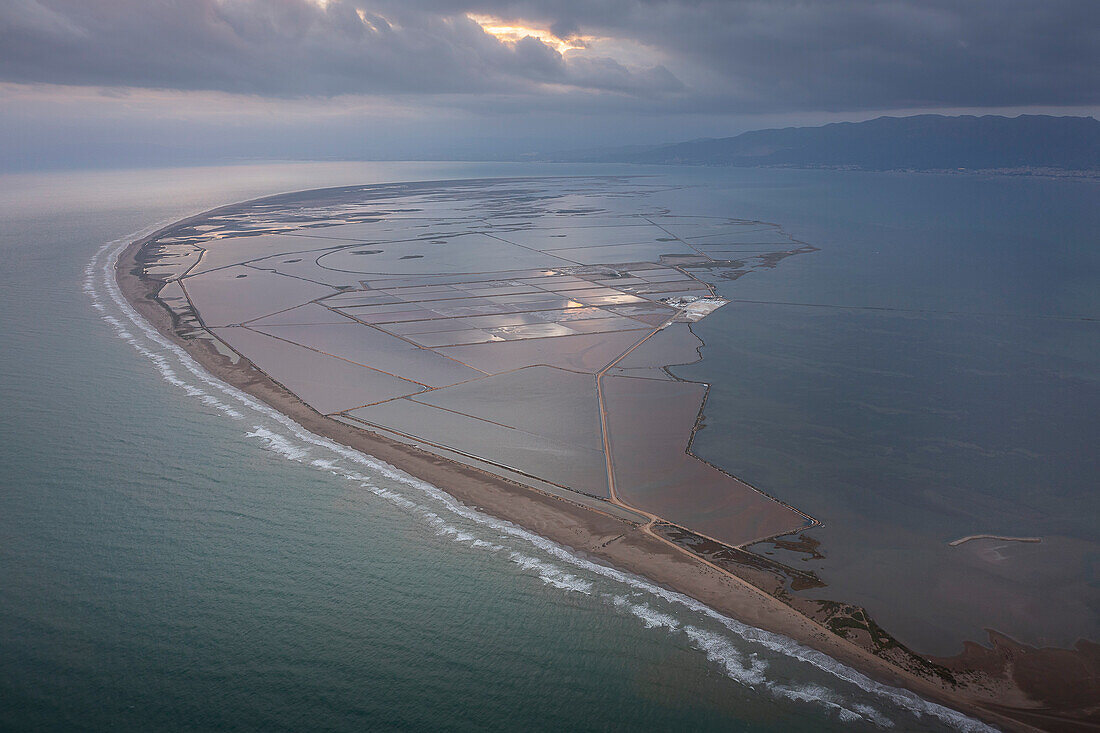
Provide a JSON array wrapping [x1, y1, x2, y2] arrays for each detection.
[[556, 115, 1100, 171]]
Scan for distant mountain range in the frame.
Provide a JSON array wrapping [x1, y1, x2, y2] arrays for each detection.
[[552, 115, 1100, 172]]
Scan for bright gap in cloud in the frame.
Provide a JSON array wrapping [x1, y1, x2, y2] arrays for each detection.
[[467, 13, 592, 54]]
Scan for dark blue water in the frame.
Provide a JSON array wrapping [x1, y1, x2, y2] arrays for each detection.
[[1, 162, 1070, 731]]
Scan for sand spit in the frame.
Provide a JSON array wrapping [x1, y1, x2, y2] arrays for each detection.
[[115, 181, 1098, 732], [949, 536, 1044, 547]]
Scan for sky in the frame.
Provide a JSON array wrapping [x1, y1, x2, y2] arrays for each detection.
[[2, 0, 1098, 169]]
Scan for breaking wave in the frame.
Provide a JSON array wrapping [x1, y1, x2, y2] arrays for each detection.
[[85, 227, 995, 732]]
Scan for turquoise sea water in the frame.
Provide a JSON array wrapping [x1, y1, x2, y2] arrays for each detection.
[[1, 161, 1091, 731]]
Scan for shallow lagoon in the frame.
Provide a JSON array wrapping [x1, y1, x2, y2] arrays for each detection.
[[663, 169, 1100, 653]]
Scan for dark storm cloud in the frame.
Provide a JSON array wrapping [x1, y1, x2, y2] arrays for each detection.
[[466, 0, 1100, 110], [0, 0, 1096, 112], [0, 0, 680, 97]]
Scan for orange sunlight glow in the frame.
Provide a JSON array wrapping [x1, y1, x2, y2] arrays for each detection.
[[467, 14, 591, 54]]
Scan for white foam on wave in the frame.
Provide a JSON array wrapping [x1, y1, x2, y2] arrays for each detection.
[[246, 426, 311, 462], [628, 602, 680, 631], [87, 226, 996, 732], [509, 551, 595, 595], [607, 595, 895, 726], [681, 621, 769, 687]]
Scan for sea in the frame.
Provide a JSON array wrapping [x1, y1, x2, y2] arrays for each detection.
[[1, 161, 1095, 731]]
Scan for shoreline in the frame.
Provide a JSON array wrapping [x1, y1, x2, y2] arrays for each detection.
[[115, 197, 1089, 732]]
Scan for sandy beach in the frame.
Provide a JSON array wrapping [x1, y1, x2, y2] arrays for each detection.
[[117, 199, 1098, 733]]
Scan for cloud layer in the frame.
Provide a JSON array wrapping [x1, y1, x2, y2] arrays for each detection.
[[0, 0, 678, 99], [1, 0, 1097, 113]]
